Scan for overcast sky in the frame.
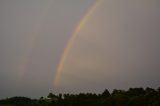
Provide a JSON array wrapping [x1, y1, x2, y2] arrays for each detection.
[[0, 0, 160, 99]]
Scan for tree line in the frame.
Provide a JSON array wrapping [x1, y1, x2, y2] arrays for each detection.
[[0, 87, 160, 106]]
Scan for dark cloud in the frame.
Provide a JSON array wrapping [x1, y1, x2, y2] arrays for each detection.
[[0, 0, 160, 98]]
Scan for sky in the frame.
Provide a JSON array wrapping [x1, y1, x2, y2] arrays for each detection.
[[0, 0, 160, 98]]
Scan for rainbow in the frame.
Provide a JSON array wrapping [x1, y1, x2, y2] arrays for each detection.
[[53, 0, 103, 87], [17, 0, 55, 78]]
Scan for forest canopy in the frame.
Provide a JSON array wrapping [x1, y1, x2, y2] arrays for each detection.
[[0, 87, 160, 106]]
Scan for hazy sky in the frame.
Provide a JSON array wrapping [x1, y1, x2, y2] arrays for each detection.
[[0, 0, 160, 98]]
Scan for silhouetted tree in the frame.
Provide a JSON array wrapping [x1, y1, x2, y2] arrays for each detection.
[[0, 87, 160, 106]]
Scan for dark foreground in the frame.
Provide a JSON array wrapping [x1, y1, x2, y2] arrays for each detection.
[[0, 87, 160, 106]]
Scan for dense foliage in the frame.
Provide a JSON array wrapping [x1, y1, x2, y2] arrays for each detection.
[[0, 87, 160, 106]]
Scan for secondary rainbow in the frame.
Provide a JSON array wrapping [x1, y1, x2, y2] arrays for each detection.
[[17, 0, 55, 78], [53, 0, 103, 87]]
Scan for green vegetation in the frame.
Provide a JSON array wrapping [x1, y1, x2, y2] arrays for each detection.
[[0, 87, 160, 106]]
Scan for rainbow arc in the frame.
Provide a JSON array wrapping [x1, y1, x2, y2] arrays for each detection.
[[53, 0, 103, 87]]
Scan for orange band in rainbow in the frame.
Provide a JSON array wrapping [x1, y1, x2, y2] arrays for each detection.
[[53, 0, 103, 87]]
